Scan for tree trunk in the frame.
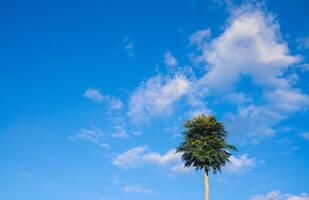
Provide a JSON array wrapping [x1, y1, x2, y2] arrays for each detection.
[[204, 171, 209, 200]]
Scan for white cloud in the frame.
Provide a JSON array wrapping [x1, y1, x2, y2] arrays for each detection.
[[300, 132, 309, 141], [113, 147, 183, 170], [189, 29, 211, 48], [128, 75, 190, 122], [69, 127, 109, 148], [226, 104, 282, 140], [84, 88, 104, 103], [113, 146, 147, 168], [225, 154, 255, 172], [108, 96, 123, 110], [123, 185, 156, 195], [226, 92, 252, 105], [143, 149, 181, 165], [113, 146, 253, 174], [124, 37, 134, 58], [84, 88, 123, 110], [170, 163, 193, 173], [226, 88, 309, 141], [186, 5, 308, 141], [264, 89, 309, 113], [195, 6, 300, 92], [111, 126, 129, 138], [186, 108, 212, 118], [251, 190, 309, 200], [164, 51, 178, 67]]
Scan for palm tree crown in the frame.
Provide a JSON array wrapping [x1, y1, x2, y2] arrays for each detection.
[[176, 114, 237, 174]]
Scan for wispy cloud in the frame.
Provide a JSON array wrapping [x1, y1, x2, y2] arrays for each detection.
[[122, 185, 157, 195], [84, 88, 123, 110], [69, 127, 109, 148], [124, 36, 134, 58], [189, 29, 211, 48], [164, 51, 177, 67], [251, 190, 309, 200], [296, 36, 309, 50], [111, 126, 129, 138], [300, 132, 309, 141], [84, 88, 104, 103]]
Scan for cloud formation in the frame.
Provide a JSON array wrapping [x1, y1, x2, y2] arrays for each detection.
[[84, 88, 104, 103], [187, 4, 308, 141], [196, 7, 300, 92], [69, 127, 109, 148], [113, 146, 254, 174], [225, 154, 255, 172], [164, 51, 178, 67], [113, 146, 181, 170], [122, 185, 156, 195], [128, 75, 190, 122], [251, 190, 309, 200], [84, 88, 123, 110]]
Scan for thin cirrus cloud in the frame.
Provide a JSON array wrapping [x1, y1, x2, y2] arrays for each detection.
[[251, 190, 309, 200]]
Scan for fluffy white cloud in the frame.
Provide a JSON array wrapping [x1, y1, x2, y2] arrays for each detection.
[[187, 5, 308, 141], [128, 75, 190, 122], [69, 127, 109, 148], [113, 147, 183, 171], [225, 154, 255, 172], [170, 163, 193, 173], [196, 7, 300, 92], [123, 185, 156, 195], [143, 149, 181, 165], [164, 51, 177, 67], [113, 146, 147, 168], [84, 88, 104, 103], [251, 190, 309, 200]]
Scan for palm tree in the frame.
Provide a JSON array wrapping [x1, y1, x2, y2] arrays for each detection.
[[176, 114, 237, 200]]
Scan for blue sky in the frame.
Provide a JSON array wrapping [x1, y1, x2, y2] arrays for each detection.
[[1, 0, 309, 199]]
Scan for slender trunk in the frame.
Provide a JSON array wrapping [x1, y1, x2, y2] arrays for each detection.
[[204, 170, 209, 200]]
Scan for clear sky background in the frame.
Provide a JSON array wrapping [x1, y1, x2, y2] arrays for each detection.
[[1, 0, 309, 200]]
